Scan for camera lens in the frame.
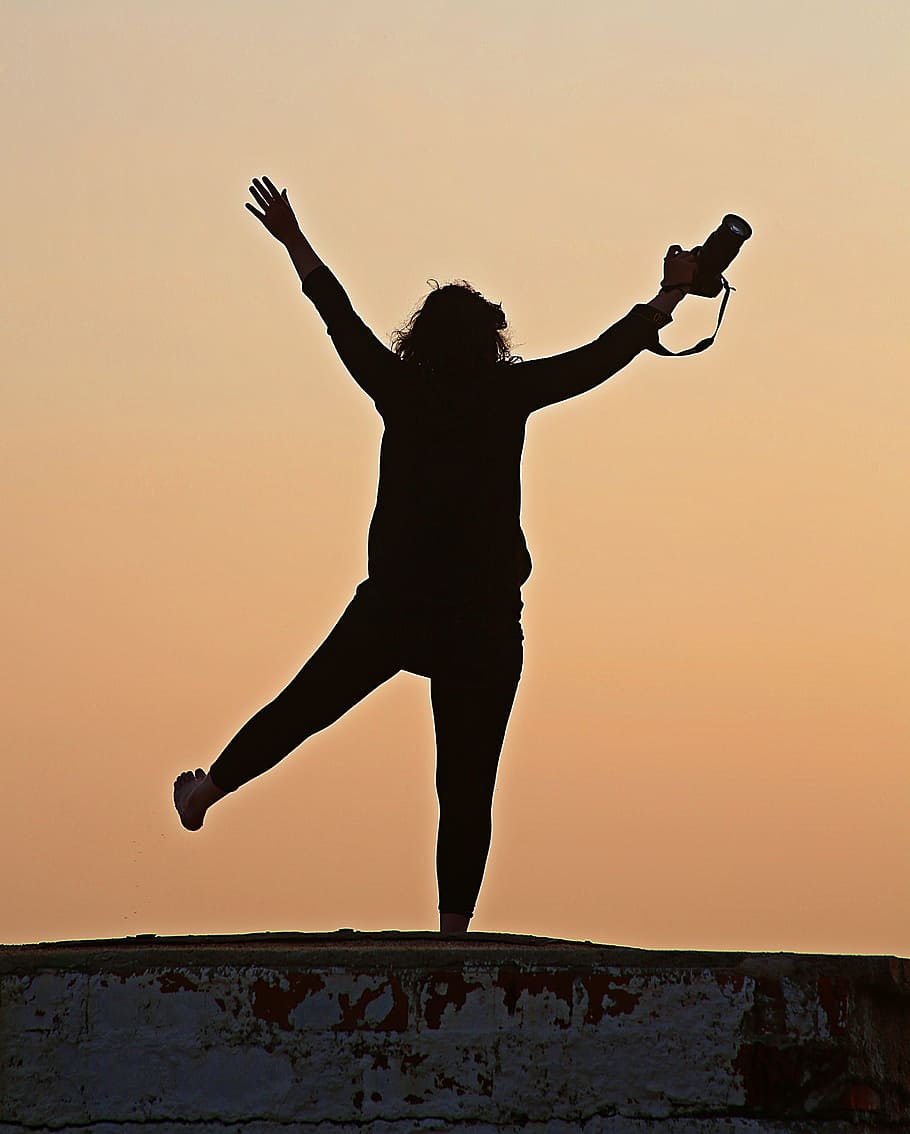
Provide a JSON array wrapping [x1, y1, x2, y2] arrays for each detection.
[[723, 214, 752, 239], [691, 215, 753, 296]]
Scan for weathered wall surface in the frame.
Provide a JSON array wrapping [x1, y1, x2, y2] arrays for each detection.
[[1, 931, 908, 1133]]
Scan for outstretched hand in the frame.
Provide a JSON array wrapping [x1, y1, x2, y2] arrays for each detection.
[[245, 175, 302, 245]]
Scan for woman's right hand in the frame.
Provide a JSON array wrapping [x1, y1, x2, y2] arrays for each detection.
[[245, 175, 303, 245]]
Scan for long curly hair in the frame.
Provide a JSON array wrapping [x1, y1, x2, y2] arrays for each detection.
[[391, 280, 518, 373]]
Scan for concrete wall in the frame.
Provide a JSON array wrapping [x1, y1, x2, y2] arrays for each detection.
[[2, 931, 908, 1132]]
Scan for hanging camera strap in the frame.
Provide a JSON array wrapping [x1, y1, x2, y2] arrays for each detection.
[[647, 276, 734, 357]]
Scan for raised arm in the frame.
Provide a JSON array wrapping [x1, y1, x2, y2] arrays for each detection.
[[246, 175, 323, 281], [245, 175, 397, 404], [514, 245, 698, 413]]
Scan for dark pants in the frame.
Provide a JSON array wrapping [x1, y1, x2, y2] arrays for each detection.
[[209, 578, 524, 918]]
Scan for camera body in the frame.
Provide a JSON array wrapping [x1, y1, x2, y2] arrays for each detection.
[[688, 213, 752, 297]]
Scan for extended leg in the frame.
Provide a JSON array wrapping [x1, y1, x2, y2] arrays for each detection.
[[173, 592, 400, 829], [430, 653, 522, 930]]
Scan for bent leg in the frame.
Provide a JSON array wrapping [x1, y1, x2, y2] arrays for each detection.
[[209, 593, 400, 793], [431, 637, 522, 923]]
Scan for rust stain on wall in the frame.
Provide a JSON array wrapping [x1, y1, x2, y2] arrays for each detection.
[[250, 972, 326, 1031], [335, 976, 408, 1032], [156, 971, 198, 995], [421, 970, 483, 1029], [817, 974, 850, 1037], [732, 1041, 849, 1116], [582, 972, 641, 1025], [844, 1083, 882, 1112], [746, 975, 788, 1036], [495, 968, 575, 1028], [716, 970, 747, 996]]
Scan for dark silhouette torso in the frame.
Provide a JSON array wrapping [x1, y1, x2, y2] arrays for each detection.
[[302, 265, 666, 613]]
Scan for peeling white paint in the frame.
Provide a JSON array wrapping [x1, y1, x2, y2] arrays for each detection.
[[1, 934, 907, 1131]]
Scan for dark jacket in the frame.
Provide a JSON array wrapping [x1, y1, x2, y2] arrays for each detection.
[[302, 265, 670, 613]]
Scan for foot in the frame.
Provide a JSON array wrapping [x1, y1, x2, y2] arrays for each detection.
[[173, 768, 208, 831], [439, 912, 471, 934]]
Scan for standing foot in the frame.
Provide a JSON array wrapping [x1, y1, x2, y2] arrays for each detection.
[[173, 768, 225, 831], [439, 912, 471, 934]]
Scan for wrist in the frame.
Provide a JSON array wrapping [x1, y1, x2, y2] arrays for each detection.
[[283, 228, 308, 249], [285, 230, 323, 281], [648, 287, 685, 315]]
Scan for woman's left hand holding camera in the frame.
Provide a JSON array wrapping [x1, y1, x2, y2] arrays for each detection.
[[648, 244, 698, 315], [661, 245, 698, 293]]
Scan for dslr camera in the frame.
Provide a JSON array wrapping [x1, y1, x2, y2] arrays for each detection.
[[686, 213, 752, 297]]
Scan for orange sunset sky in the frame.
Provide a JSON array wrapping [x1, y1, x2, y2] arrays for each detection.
[[3, 1, 908, 954]]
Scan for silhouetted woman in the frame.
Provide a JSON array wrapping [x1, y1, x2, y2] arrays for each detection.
[[174, 175, 697, 933]]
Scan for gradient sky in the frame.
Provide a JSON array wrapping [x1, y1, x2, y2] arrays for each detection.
[[3, 1, 908, 954]]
